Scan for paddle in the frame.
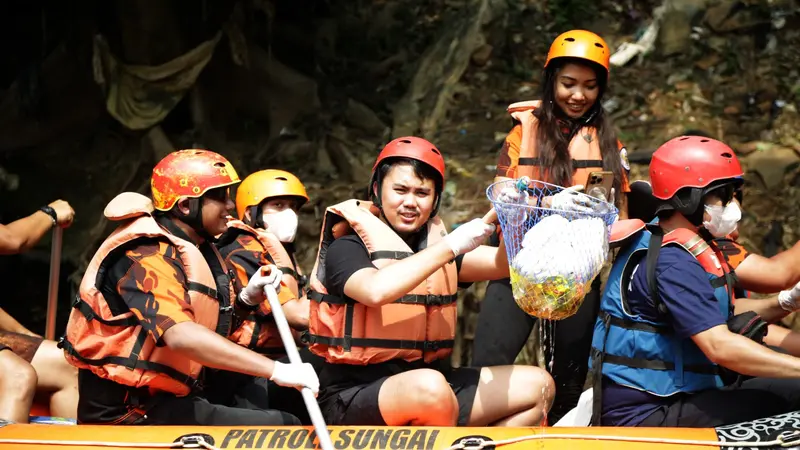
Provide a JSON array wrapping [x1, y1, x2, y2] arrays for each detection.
[[264, 270, 333, 450], [45, 227, 63, 341]]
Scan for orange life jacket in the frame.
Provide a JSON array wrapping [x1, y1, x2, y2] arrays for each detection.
[[59, 193, 234, 396], [305, 199, 458, 365], [226, 219, 300, 297], [225, 219, 298, 357], [508, 100, 603, 186], [711, 237, 751, 299]]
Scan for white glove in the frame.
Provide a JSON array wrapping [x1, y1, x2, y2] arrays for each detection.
[[444, 218, 495, 257], [270, 361, 320, 396], [239, 265, 282, 306], [546, 185, 595, 214], [778, 282, 800, 312]]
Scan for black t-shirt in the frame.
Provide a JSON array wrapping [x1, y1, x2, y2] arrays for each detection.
[[318, 231, 467, 402]]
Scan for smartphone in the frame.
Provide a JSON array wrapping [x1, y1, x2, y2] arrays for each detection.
[[585, 171, 614, 201]]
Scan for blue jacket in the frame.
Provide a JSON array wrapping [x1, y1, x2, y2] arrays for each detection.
[[590, 224, 733, 397]]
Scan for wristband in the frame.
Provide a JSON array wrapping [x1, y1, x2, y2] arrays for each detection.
[[38, 206, 58, 226]]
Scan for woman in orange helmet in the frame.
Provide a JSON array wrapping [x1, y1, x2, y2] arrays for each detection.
[[473, 30, 631, 423]]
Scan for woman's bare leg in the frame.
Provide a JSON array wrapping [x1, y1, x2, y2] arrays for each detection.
[[468, 365, 554, 426]]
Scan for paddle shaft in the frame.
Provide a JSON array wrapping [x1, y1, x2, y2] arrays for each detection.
[[45, 227, 63, 341], [264, 282, 333, 450]]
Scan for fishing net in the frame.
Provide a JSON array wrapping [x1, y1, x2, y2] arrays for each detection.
[[487, 178, 619, 320]]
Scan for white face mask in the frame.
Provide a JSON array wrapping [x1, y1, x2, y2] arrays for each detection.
[[703, 202, 741, 238], [262, 209, 298, 243]]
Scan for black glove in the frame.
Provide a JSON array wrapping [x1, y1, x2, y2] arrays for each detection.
[[718, 311, 769, 387]]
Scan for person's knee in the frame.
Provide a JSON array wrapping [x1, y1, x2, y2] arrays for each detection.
[[406, 369, 458, 414], [0, 353, 37, 401], [518, 366, 555, 408]]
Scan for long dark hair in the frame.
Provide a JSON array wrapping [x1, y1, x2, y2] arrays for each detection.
[[533, 57, 623, 203]]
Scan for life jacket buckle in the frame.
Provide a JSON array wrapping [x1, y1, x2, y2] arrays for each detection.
[[425, 294, 439, 306], [187, 378, 204, 393], [423, 341, 440, 351]]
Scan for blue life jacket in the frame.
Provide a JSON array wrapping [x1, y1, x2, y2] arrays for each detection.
[[589, 223, 735, 404]]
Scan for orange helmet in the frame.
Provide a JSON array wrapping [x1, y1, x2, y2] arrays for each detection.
[[545, 30, 610, 73], [151, 149, 240, 211], [235, 169, 309, 219]]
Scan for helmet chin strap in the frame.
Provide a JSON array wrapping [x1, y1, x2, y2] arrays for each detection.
[[174, 198, 215, 242], [556, 101, 600, 126], [247, 205, 265, 229]]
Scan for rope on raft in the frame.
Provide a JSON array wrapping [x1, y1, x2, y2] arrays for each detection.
[[2, 429, 800, 449], [444, 429, 800, 450], [0, 435, 220, 450]]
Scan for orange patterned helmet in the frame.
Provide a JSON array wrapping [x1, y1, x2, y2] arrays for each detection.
[[235, 169, 309, 219], [545, 30, 610, 73], [151, 149, 240, 211]]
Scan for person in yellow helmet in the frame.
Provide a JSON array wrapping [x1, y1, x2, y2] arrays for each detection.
[[61, 150, 318, 426], [233, 169, 310, 288], [213, 169, 315, 423]]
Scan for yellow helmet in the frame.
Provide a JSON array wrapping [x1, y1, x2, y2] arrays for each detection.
[[545, 30, 610, 73], [235, 169, 309, 219]]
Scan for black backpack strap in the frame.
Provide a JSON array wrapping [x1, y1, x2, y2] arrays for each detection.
[[647, 226, 666, 316], [592, 226, 663, 426], [590, 312, 613, 426]]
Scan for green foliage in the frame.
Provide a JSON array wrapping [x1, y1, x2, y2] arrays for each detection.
[[547, 0, 599, 31]]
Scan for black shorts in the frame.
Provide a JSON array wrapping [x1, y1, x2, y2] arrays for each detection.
[[321, 366, 481, 426]]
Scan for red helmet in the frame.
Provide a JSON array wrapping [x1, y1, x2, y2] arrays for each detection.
[[371, 136, 446, 182], [370, 136, 446, 215], [151, 149, 240, 211], [650, 136, 743, 214]]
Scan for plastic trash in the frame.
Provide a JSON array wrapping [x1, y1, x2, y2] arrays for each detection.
[[487, 179, 618, 320]]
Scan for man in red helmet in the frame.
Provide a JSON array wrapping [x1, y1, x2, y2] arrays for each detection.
[[305, 137, 554, 427], [590, 136, 800, 428], [60, 150, 318, 426], [627, 176, 800, 318]]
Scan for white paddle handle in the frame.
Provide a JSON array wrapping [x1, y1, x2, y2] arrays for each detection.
[[265, 283, 333, 450]]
